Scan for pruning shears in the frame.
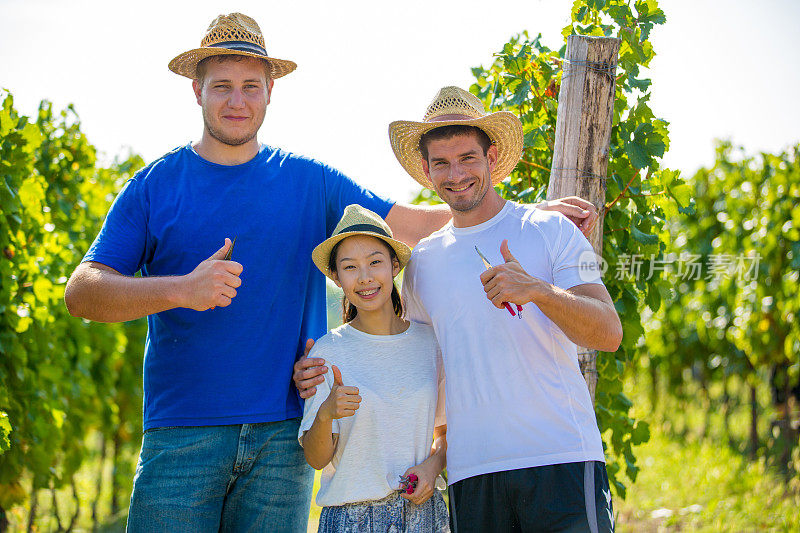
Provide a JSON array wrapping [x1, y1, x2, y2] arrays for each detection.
[[223, 236, 237, 261], [475, 245, 523, 319]]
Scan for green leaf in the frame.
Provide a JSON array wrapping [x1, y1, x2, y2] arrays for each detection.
[[628, 73, 652, 92], [0, 411, 11, 452], [631, 226, 658, 245], [523, 127, 548, 150], [626, 138, 650, 169], [637, 0, 667, 24], [631, 420, 651, 445], [668, 182, 692, 207], [507, 80, 531, 106], [645, 282, 661, 311], [626, 122, 667, 169]]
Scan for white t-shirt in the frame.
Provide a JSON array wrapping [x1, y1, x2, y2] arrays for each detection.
[[401, 201, 605, 485], [298, 321, 445, 507]]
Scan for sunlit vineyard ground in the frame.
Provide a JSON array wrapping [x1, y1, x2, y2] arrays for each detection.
[[616, 431, 799, 532], [614, 373, 800, 532]]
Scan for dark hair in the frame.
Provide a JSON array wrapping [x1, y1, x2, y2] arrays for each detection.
[[328, 237, 403, 324], [418, 125, 493, 160]]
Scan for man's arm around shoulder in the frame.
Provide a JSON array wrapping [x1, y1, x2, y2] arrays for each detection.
[[384, 197, 599, 248]]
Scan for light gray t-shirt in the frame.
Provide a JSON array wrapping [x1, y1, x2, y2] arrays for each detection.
[[298, 321, 445, 507]]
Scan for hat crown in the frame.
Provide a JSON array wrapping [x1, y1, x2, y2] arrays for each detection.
[[332, 205, 393, 238], [201, 13, 266, 50], [423, 86, 487, 122], [311, 204, 412, 279]]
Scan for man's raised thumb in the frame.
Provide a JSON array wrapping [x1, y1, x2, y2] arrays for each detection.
[[500, 239, 517, 263], [210, 238, 232, 260], [332, 365, 344, 387]]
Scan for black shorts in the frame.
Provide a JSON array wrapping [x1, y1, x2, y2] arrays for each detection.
[[448, 461, 614, 533]]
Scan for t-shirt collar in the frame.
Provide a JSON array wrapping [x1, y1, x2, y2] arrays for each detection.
[[341, 321, 416, 341], [185, 142, 271, 169], [449, 200, 513, 235]]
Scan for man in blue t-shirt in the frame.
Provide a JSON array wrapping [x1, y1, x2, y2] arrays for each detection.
[[65, 12, 597, 533]]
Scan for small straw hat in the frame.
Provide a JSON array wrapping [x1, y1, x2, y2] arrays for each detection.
[[388, 86, 524, 189], [169, 13, 296, 80], [312, 205, 412, 280]]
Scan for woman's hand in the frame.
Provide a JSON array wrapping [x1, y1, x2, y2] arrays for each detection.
[[399, 458, 441, 505], [318, 365, 361, 421]]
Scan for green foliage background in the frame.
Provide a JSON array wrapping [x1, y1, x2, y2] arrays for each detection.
[[0, 90, 146, 526], [642, 141, 800, 463]]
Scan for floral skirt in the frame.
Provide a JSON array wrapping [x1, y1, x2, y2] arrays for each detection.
[[318, 490, 449, 533]]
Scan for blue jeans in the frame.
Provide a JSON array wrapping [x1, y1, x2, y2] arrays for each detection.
[[126, 418, 314, 533]]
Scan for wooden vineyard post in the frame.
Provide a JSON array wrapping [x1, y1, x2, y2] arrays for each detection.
[[546, 35, 620, 402]]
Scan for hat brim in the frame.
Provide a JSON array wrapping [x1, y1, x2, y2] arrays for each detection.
[[168, 48, 297, 80], [388, 112, 524, 189], [312, 231, 412, 281]]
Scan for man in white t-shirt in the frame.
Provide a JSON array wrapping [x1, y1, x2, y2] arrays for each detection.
[[389, 86, 622, 532]]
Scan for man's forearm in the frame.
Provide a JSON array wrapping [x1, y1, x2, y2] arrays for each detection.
[[385, 203, 451, 247], [64, 262, 184, 323], [529, 284, 622, 352], [388, 196, 597, 247]]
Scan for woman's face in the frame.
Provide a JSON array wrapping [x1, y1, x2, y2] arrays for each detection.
[[331, 235, 400, 314]]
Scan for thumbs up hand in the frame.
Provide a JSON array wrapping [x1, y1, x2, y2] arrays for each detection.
[[479, 239, 542, 310], [319, 365, 362, 421], [499, 239, 518, 264], [180, 238, 244, 311]]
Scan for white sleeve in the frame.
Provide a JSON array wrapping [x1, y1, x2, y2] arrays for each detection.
[[551, 213, 604, 289], [434, 342, 446, 427], [401, 254, 433, 325], [297, 348, 339, 446]]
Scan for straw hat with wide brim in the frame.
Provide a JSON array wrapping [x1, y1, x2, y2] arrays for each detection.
[[168, 13, 296, 80], [388, 86, 524, 189], [312, 205, 412, 281]]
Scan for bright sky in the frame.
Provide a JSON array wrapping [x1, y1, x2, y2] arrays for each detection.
[[2, 0, 798, 203]]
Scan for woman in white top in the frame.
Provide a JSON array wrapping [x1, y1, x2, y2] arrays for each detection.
[[299, 204, 448, 533]]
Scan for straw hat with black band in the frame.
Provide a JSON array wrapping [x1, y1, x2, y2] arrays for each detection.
[[312, 205, 412, 281], [388, 86, 524, 189], [169, 13, 296, 80]]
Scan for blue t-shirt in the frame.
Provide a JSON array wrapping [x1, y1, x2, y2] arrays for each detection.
[[83, 144, 394, 430]]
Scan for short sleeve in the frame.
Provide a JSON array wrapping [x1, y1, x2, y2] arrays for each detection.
[[401, 254, 433, 325], [551, 213, 604, 290], [298, 349, 340, 445], [434, 343, 446, 427], [323, 165, 395, 236], [83, 176, 149, 275]]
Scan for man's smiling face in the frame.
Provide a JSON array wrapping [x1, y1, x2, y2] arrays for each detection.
[[422, 131, 498, 214], [193, 56, 273, 147]]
